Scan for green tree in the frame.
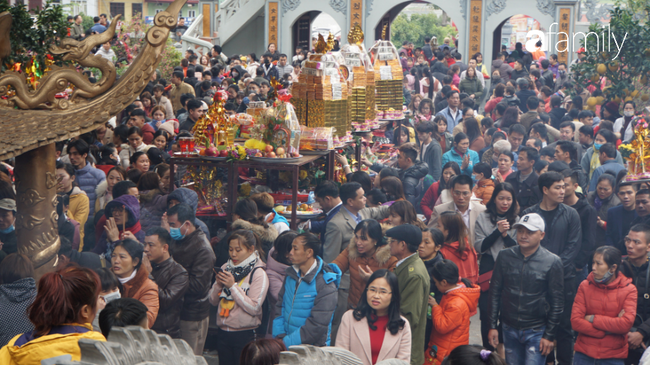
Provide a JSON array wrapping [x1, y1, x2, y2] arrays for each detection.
[[0, 1, 69, 74], [391, 13, 457, 48], [572, 2, 650, 106]]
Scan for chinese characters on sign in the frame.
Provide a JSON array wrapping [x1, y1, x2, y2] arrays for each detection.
[[468, 0, 482, 55], [350, 0, 363, 28], [269, 2, 278, 45], [558, 8, 570, 64]]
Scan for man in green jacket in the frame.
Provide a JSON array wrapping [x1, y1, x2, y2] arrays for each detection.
[[388, 224, 429, 365], [69, 15, 85, 41]]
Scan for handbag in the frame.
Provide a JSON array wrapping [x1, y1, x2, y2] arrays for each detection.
[[477, 270, 493, 292]]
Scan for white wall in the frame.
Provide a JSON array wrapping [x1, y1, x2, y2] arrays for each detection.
[[223, 12, 266, 56]]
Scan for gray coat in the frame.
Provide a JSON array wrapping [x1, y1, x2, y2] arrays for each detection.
[[419, 139, 442, 182], [474, 211, 518, 260]]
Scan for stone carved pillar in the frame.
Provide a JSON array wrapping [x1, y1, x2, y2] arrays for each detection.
[[14, 143, 59, 279]]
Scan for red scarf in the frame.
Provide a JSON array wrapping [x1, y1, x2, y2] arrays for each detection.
[[119, 221, 141, 239], [454, 147, 466, 157]]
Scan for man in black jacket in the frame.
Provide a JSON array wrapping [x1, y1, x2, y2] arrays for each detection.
[[523, 171, 581, 365], [365, 143, 429, 209], [488, 213, 564, 365], [506, 146, 542, 211], [554, 140, 588, 192], [561, 169, 597, 288], [622, 223, 650, 365], [145, 227, 189, 339], [164, 203, 216, 355], [548, 95, 567, 129]]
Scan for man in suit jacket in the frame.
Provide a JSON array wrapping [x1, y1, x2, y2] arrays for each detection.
[[387, 224, 429, 365], [309, 181, 343, 249], [416, 121, 443, 182], [428, 174, 486, 247], [324, 182, 390, 343]]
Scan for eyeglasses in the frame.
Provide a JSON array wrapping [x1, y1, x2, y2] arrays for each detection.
[[453, 191, 471, 197], [367, 287, 392, 297]]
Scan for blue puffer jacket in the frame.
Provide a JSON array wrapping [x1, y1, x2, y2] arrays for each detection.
[[75, 162, 105, 216], [442, 148, 480, 176], [273, 257, 341, 348]]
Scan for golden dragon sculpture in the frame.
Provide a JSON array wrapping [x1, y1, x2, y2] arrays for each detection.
[[0, 0, 187, 277], [0, 0, 187, 160], [0, 17, 121, 110]]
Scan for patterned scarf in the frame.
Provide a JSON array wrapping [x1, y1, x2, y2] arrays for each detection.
[[220, 251, 258, 300]]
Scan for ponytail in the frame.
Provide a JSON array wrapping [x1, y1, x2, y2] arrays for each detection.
[[432, 259, 475, 288], [441, 345, 507, 365]]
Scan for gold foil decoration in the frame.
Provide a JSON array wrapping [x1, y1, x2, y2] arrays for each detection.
[[327, 33, 335, 52], [314, 34, 328, 54], [348, 24, 364, 46]]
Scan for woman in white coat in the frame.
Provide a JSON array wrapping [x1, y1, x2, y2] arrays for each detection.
[[336, 269, 411, 365]]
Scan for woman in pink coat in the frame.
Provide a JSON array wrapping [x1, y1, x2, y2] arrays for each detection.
[[571, 246, 637, 364], [336, 269, 411, 365]]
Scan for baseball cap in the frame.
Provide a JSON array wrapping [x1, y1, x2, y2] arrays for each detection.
[[513, 213, 545, 232], [0, 198, 16, 212], [386, 224, 422, 247]]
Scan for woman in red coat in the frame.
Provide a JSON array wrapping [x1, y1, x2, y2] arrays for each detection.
[[571, 246, 637, 365], [437, 211, 478, 285]]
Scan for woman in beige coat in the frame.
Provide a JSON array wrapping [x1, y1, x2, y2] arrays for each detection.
[[336, 269, 411, 365]]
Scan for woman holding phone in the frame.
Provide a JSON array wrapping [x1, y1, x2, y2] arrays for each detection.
[[209, 229, 269, 365]]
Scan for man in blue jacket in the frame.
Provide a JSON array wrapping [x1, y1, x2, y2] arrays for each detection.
[[67, 139, 105, 217], [273, 232, 341, 347], [435, 90, 462, 132]]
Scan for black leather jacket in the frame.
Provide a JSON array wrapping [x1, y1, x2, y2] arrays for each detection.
[[170, 229, 216, 321], [489, 245, 565, 341], [505, 171, 542, 212], [622, 259, 650, 339], [151, 257, 189, 338], [522, 203, 582, 279]]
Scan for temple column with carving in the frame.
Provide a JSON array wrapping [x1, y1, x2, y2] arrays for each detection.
[[14, 144, 59, 279]]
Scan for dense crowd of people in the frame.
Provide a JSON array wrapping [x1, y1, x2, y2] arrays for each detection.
[[1, 19, 650, 365]]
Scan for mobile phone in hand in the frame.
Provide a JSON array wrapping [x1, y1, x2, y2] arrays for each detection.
[[213, 268, 223, 275]]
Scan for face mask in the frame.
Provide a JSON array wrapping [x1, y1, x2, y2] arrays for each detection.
[[624, 111, 634, 117], [593, 142, 603, 150], [298, 55, 304, 60], [114, 154, 121, 165], [0, 225, 14, 234], [559, 70, 566, 76], [103, 290, 121, 303], [594, 270, 614, 283], [170, 222, 186, 240]]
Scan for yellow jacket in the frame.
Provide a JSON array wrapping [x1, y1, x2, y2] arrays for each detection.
[[68, 187, 90, 250], [0, 323, 105, 365]]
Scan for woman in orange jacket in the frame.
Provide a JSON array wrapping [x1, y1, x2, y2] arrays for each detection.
[[111, 239, 159, 328], [437, 211, 479, 285], [425, 259, 480, 364], [571, 246, 637, 364]]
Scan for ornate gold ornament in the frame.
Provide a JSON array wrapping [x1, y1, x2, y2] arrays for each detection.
[[0, 0, 188, 278]]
